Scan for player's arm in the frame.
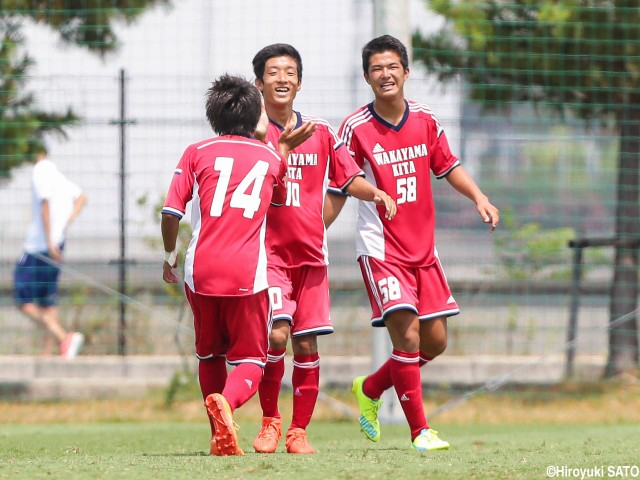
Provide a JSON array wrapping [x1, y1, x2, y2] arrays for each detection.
[[161, 213, 180, 284], [445, 165, 499, 232], [160, 147, 195, 283], [40, 199, 61, 262], [323, 191, 347, 228], [344, 176, 397, 220]]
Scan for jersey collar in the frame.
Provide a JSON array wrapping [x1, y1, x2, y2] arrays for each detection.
[[367, 100, 409, 132], [268, 111, 302, 131]]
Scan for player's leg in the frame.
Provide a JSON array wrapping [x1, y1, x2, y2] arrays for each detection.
[[409, 259, 457, 451], [185, 287, 233, 455], [18, 303, 67, 343], [259, 319, 289, 416], [416, 256, 456, 360], [284, 265, 332, 454], [39, 305, 84, 358], [384, 309, 430, 444], [386, 312, 449, 450], [198, 355, 228, 444], [207, 290, 270, 456], [419, 316, 448, 362], [254, 268, 294, 453], [253, 319, 288, 453], [353, 257, 421, 441], [286, 333, 319, 454], [14, 253, 68, 348]]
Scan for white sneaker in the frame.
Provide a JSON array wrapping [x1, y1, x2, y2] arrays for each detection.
[[61, 332, 85, 359]]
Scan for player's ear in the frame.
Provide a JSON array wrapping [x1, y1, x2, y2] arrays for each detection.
[[364, 72, 370, 84], [404, 67, 410, 80], [254, 77, 264, 92]]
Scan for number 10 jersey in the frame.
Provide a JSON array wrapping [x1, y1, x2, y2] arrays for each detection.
[[264, 112, 363, 268]]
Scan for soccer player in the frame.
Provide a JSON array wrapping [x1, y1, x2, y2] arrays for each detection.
[[161, 74, 307, 456], [339, 35, 500, 451], [13, 142, 87, 358], [250, 43, 397, 455]]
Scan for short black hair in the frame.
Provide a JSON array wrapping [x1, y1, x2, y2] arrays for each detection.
[[205, 74, 262, 136], [252, 43, 303, 81], [362, 35, 409, 74]]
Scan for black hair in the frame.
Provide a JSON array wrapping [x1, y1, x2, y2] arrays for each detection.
[[252, 43, 303, 81], [362, 34, 409, 74], [205, 74, 262, 136]]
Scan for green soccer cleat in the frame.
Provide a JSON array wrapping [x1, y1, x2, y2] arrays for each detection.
[[352, 375, 382, 442], [412, 428, 450, 451]]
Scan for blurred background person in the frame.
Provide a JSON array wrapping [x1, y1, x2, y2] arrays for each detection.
[[13, 140, 87, 358]]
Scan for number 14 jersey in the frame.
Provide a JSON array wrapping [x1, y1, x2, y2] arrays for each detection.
[[339, 100, 460, 268], [162, 135, 287, 296]]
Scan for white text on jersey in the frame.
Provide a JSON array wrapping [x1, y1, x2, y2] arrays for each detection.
[[288, 153, 318, 166], [372, 143, 428, 166]]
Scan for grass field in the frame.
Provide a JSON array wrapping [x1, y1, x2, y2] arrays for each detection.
[[1, 380, 639, 480]]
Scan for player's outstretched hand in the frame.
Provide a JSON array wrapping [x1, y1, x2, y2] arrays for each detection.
[[373, 189, 397, 220], [278, 119, 316, 152], [163, 260, 179, 284], [477, 199, 500, 232]]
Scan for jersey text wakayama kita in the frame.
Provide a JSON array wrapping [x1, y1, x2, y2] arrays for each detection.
[[371, 142, 428, 166]]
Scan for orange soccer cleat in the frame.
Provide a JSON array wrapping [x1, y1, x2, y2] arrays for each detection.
[[253, 416, 283, 453], [209, 437, 218, 455], [204, 393, 244, 456], [285, 428, 315, 454]]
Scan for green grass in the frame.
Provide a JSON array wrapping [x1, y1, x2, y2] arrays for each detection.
[[1, 421, 638, 479]]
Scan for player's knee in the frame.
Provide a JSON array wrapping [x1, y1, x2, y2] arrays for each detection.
[[292, 335, 317, 355], [421, 337, 447, 358], [433, 338, 448, 356], [269, 328, 289, 349]]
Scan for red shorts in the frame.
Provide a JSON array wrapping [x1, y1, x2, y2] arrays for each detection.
[[267, 264, 333, 337], [185, 286, 271, 366], [358, 255, 460, 327]]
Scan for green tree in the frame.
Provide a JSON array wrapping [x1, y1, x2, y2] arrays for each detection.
[[0, 1, 171, 178], [413, 0, 639, 376]]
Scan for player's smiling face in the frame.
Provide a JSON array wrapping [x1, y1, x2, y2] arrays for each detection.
[[255, 55, 301, 109], [365, 51, 409, 100]]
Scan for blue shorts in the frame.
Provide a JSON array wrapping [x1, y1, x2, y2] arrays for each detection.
[[13, 251, 61, 307]]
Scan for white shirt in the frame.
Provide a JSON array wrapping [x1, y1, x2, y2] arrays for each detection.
[[23, 159, 83, 253]]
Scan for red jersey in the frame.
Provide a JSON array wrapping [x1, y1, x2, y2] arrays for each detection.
[[162, 135, 287, 296], [339, 100, 460, 267], [265, 112, 363, 267]]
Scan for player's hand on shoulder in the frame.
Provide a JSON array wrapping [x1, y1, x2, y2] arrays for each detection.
[[373, 189, 397, 220]]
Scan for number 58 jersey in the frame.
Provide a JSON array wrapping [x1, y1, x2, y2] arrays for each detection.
[[339, 100, 460, 268], [162, 135, 287, 296]]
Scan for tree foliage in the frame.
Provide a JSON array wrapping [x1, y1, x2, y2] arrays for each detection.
[[413, 0, 640, 121], [0, 1, 171, 178], [413, 0, 639, 375]]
